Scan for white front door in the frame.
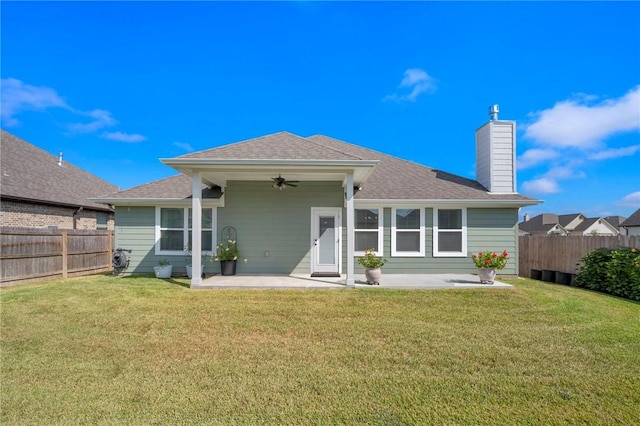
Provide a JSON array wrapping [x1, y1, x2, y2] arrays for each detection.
[[311, 208, 341, 276]]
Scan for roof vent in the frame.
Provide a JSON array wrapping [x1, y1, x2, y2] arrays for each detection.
[[58, 152, 63, 166], [489, 104, 499, 121]]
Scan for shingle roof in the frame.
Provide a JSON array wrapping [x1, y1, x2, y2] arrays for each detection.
[[518, 214, 560, 234], [572, 217, 600, 232], [1, 130, 119, 210], [107, 174, 221, 200], [101, 131, 538, 204], [620, 208, 640, 227]]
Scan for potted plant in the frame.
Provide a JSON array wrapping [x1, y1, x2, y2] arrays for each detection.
[[471, 250, 509, 284], [153, 259, 173, 279], [357, 248, 388, 285], [213, 239, 239, 276], [184, 246, 211, 279]]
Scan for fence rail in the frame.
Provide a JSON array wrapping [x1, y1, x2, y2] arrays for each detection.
[[0, 227, 114, 286], [518, 235, 640, 284]]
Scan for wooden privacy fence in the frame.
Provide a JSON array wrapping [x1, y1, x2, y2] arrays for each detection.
[[0, 227, 114, 286], [519, 235, 640, 284]]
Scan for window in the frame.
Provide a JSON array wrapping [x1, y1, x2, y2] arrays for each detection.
[[96, 212, 108, 230], [433, 208, 467, 257], [354, 208, 383, 255], [156, 207, 215, 255], [392, 208, 424, 256]]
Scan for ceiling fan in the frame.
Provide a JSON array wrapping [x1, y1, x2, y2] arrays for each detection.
[[272, 174, 298, 190]]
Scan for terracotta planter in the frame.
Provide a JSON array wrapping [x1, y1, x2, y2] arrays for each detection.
[[364, 267, 382, 285], [477, 268, 497, 284], [220, 260, 237, 276]]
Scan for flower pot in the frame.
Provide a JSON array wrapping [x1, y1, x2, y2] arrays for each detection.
[[364, 267, 382, 285], [153, 265, 173, 279], [477, 267, 496, 284], [186, 265, 204, 279], [220, 260, 237, 276]]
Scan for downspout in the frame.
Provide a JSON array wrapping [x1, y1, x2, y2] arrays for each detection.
[[73, 206, 83, 230], [191, 172, 203, 287]]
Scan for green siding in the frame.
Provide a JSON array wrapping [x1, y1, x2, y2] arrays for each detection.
[[114, 206, 160, 273], [353, 207, 518, 275], [218, 181, 343, 274], [114, 188, 519, 276]]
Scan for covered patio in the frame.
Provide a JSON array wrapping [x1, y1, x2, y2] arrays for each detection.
[[190, 273, 514, 290]]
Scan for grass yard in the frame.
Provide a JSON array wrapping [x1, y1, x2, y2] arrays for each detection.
[[1, 275, 638, 425]]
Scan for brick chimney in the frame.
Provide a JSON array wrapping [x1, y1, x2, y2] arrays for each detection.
[[475, 105, 516, 193]]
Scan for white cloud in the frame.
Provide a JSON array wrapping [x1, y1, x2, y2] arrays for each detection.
[[68, 109, 117, 133], [517, 148, 559, 169], [383, 68, 437, 102], [102, 131, 146, 143], [173, 141, 194, 152], [588, 144, 640, 160], [0, 78, 69, 126], [522, 177, 560, 194], [0, 78, 145, 142], [616, 191, 640, 207], [524, 85, 640, 148]]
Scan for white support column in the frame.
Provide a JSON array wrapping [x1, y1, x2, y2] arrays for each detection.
[[191, 171, 203, 287], [345, 173, 355, 286]]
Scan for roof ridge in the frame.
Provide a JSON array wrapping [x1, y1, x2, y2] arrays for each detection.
[[176, 131, 303, 158]]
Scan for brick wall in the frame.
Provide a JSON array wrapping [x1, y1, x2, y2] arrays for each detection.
[[0, 200, 114, 230]]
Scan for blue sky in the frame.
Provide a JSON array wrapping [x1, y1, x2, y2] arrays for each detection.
[[2, 1, 639, 219]]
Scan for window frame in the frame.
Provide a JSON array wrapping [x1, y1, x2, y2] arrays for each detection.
[[354, 207, 384, 257], [391, 207, 425, 257], [155, 206, 216, 256], [433, 207, 467, 257]]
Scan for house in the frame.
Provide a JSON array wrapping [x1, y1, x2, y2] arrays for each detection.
[[0, 130, 119, 230], [95, 108, 540, 287], [519, 212, 622, 236], [620, 209, 640, 236], [604, 216, 628, 236], [517, 213, 568, 236]]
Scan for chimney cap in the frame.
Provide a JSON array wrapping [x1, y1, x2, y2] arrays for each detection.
[[489, 104, 499, 121]]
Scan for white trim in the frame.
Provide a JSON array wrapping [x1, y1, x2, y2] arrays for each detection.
[[355, 199, 541, 208], [94, 198, 224, 207], [310, 207, 342, 275], [191, 172, 203, 286], [154, 206, 216, 256], [345, 174, 355, 286], [354, 207, 384, 257], [433, 207, 467, 257], [391, 207, 425, 257]]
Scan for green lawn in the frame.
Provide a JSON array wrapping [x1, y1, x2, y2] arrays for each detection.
[[1, 275, 638, 425]]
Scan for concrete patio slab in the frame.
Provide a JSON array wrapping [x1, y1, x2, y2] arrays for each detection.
[[190, 273, 513, 290]]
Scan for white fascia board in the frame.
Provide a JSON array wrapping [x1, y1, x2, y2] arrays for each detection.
[[160, 159, 379, 185], [354, 198, 542, 208], [90, 198, 224, 207]]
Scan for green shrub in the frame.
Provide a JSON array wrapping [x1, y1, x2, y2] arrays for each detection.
[[576, 247, 640, 301]]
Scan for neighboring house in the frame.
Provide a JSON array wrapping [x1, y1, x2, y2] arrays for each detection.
[[518, 214, 568, 236], [621, 209, 640, 236], [96, 110, 540, 287], [604, 215, 628, 236], [0, 130, 118, 230], [519, 212, 622, 236]]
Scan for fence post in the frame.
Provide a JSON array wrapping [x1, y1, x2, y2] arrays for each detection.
[[61, 231, 68, 278]]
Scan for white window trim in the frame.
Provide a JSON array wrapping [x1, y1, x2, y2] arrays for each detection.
[[155, 206, 217, 256], [391, 207, 425, 257], [354, 207, 384, 257], [433, 207, 467, 257]]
